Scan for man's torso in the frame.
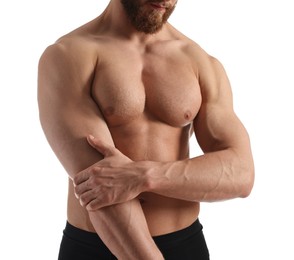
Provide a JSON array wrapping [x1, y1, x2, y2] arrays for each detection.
[[63, 18, 203, 235]]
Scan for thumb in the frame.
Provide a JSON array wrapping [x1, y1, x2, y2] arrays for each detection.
[[87, 135, 116, 157]]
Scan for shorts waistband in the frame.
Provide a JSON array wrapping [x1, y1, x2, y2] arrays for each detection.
[[63, 218, 202, 249], [63, 222, 107, 248], [153, 219, 203, 249]]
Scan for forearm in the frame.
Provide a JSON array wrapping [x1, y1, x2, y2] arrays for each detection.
[[145, 149, 254, 202], [88, 199, 163, 260]]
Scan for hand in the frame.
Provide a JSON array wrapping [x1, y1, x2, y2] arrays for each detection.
[[73, 135, 147, 211]]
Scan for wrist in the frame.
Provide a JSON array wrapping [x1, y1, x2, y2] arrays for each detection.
[[141, 161, 168, 193], [135, 161, 158, 193], [142, 160, 186, 196]]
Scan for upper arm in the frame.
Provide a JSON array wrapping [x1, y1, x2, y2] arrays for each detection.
[[194, 55, 252, 160], [38, 42, 113, 178]]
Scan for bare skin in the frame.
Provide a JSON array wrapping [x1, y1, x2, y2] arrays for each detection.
[[38, 0, 254, 259]]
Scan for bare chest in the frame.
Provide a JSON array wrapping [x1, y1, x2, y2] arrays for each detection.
[[92, 45, 201, 127]]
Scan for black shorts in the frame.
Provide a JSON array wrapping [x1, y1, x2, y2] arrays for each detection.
[[58, 219, 209, 260]]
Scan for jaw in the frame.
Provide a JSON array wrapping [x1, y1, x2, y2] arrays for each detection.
[[120, 0, 176, 34]]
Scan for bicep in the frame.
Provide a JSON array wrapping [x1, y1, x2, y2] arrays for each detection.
[[194, 56, 251, 155], [194, 103, 250, 155], [39, 93, 113, 178], [38, 45, 113, 178]]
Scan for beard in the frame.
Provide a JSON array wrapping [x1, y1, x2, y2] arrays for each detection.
[[120, 0, 176, 34]]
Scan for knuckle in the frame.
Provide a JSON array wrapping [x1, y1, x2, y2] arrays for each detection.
[[91, 166, 101, 174], [85, 178, 93, 188], [86, 176, 98, 187]]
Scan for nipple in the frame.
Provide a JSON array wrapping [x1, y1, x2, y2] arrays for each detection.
[[184, 110, 192, 121]]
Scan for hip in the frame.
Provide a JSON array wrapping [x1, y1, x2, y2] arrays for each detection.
[[67, 191, 200, 236]]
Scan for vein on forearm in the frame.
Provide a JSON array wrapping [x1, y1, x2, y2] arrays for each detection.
[[148, 149, 245, 203]]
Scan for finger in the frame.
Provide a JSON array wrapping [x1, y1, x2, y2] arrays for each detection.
[[87, 135, 117, 157], [78, 188, 99, 207], [86, 197, 108, 211], [73, 170, 90, 186], [86, 190, 128, 211], [74, 179, 92, 198]]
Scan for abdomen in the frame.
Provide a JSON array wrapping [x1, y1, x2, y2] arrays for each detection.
[[139, 192, 200, 236]]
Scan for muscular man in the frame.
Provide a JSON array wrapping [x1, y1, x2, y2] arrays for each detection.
[[38, 0, 254, 259]]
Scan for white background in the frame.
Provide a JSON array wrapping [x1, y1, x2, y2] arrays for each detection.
[[1, 0, 293, 259]]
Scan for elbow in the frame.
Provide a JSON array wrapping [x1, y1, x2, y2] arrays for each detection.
[[229, 147, 255, 199], [239, 163, 255, 198]]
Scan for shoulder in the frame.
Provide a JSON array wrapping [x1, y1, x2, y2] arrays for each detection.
[[40, 35, 96, 65], [176, 37, 231, 103], [167, 26, 215, 71], [168, 25, 228, 81], [39, 17, 103, 71], [38, 35, 99, 98], [178, 41, 225, 93], [38, 34, 99, 87], [179, 37, 221, 73]]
